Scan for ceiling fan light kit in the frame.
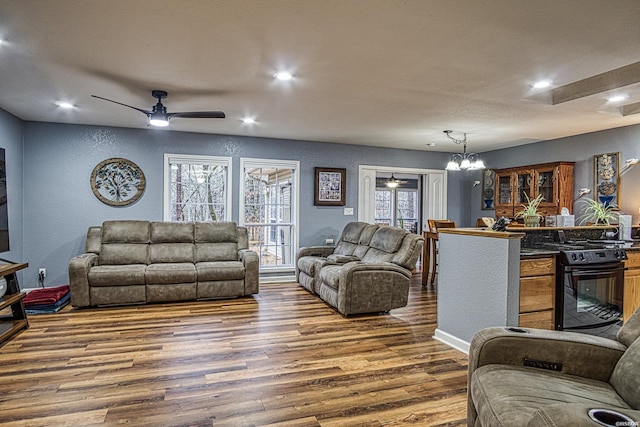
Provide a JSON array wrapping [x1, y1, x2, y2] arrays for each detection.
[[443, 130, 485, 171], [92, 89, 225, 128]]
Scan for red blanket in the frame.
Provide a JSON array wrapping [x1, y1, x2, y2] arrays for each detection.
[[24, 285, 70, 306]]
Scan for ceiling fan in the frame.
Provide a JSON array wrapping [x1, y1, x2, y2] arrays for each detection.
[[385, 174, 408, 188], [91, 90, 225, 127]]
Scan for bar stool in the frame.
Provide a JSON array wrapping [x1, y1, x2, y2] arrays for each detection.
[[422, 219, 457, 286]]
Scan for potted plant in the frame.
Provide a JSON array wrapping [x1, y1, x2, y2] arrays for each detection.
[[578, 198, 619, 226], [514, 193, 545, 227]]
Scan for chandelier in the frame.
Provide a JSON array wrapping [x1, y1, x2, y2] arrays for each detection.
[[443, 130, 485, 171]]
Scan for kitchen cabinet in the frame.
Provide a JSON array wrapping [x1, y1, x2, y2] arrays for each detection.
[[624, 252, 640, 323], [519, 256, 556, 329], [494, 162, 574, 219]]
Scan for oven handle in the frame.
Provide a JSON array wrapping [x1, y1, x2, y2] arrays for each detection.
[[569, 267, 627, 277]]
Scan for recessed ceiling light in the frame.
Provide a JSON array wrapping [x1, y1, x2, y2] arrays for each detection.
[[273, 71, 293, 81], [57, 102, 74, 109], [242, 117, 256, 125], [426, 143, 436, 147], [607, 95, 628, 102], [532, 80, 552, 89]]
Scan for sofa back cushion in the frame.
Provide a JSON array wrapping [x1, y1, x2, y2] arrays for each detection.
[[353, 224, 379, 258], [100, 221, 150, 265], [361, 226, 407, 262], [334, 222, 368, 256], [85, 226, 103, 254], [194, 221, 239, 262], [150, 222, 194, 243], [392, 234, 424, 271], [237, 227, 249, 250], [618, 305, 640, 347], [610, 337, 640, 409]]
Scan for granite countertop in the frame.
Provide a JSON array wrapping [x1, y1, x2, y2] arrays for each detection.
[[521, 241, 640, 257]]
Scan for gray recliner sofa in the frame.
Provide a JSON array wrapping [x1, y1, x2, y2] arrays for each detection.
[[69, 220, 259, 307], [468, 306, 640, 426], [295, 222, 423, 316]]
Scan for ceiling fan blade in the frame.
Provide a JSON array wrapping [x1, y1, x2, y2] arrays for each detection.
[[168, 111, 226, 119], [91, 95, 151, 116]]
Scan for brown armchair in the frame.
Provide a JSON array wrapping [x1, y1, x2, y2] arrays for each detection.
[[467, 306, 640, 426]]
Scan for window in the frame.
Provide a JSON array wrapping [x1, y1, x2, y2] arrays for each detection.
[[163, 154, 232, 221], [240, 158, 299, 271], [374, 175, 419, 232]]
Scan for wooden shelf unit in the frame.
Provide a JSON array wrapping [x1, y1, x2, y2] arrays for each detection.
[[494, 161, 575, 219], [0, 262, 29, 347]]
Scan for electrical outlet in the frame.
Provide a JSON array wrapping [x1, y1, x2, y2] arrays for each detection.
[[39, 268, 46, 278]]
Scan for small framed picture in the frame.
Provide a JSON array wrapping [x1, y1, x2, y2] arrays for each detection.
[[314, 167, 346, 206]]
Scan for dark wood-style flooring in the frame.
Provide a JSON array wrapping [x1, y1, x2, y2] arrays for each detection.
[[0, 274, 468, 426]]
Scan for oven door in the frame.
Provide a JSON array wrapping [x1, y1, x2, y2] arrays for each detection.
[[559, 262, 626, 339]]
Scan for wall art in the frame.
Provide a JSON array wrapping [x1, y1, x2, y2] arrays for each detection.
[[91, 158, 146, 206], [593, 152, 620, 208], [314, 167, 346, 206]]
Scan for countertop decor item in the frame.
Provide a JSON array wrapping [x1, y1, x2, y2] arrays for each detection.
[[481, 169, 495, 210], [578, 198, 619, 226], [90, 158, 146, 206], [514, 193, 544, 227]]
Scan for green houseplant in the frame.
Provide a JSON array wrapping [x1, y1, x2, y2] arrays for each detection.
[[578, 198, 619, 226], [514, 193, 545, 227]]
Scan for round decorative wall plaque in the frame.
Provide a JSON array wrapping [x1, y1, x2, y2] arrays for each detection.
[[90, 158, 146, 206]]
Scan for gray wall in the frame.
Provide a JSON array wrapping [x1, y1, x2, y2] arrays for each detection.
[[466, 123, 640, 225], [21, 121, 456, 287]]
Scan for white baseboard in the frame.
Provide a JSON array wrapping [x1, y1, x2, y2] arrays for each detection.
[[434, 328, 470, 355], [259, 275, 297, 284]]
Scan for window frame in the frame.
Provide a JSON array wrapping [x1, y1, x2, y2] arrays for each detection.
[[240, 157, 300, 273], [163, 153, 233, 222]]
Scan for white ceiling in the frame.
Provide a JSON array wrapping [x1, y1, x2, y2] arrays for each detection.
[[1, 0, 640, 153]]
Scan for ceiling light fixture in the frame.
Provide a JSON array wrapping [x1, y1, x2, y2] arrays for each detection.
[[608, 95, 629, 102], [149, 112, 169, 127], [532, 80, 552, 89], [274, 71, 293, 81], [57, 102, 74, 109], [386, 174, 400, 188], [242, 117, 256, 125], [443, 130, 485, 171]]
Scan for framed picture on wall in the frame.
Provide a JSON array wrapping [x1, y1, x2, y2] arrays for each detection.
[[314, 167, 346, 206], [594, 152, 620, 209], [481, 169, 495, 210]]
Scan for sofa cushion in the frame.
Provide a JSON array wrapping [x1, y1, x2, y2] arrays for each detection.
[[195, 221, 238, 243], [319, 264, 342, 290], [100, 243, 149, 265], [196, 261, 245, 281], [88, 264, 147, 286], [149, 243, 194, 263], [610, 336, 640, 409], [145, 263, 197, 284], [150, 222, 194, 243], [195, 243, 238, 262], [297, 256, 323, 276], [327, 254, 360, 263], [341, 222, 367, 244], [102, 220, 150, 243], [471, 364, 631, 427], [369, 226, 407, 253]]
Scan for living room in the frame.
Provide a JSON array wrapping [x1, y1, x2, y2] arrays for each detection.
[[1, 1, 640, 425]]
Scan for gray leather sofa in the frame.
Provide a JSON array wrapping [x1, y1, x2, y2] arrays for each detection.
[[296, 222, 423, 316], [69, 220, 259, 307], [468, 306, 640, 426]]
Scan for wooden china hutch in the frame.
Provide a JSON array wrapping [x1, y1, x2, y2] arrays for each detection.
[[493, 161, 575, 219]]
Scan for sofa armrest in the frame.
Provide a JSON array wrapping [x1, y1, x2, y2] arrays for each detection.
[[68, 253, 99, 307], [296, 246, 335, 259], [239, 249, 259, 294], [527, 403, 640, 427], [469, 327, 627, 385], [335, 261, 412, 315]]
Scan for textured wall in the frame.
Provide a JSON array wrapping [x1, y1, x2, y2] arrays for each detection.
[[21, 121, 455, 287]]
